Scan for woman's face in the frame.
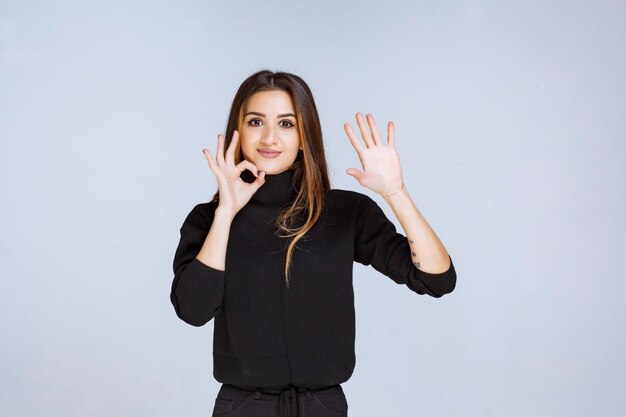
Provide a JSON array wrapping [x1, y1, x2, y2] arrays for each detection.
[[239, 90, 301, 175]]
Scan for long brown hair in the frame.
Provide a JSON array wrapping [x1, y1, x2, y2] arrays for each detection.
[[209, 70, 330, 288]]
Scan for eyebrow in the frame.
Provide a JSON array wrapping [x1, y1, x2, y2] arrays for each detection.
[[244, 111, 297, 118]]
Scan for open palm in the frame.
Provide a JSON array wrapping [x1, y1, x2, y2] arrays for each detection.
[[344, 112, 404, 196]]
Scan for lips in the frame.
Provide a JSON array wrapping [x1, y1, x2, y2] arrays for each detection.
[[258, 149, 281, 158]]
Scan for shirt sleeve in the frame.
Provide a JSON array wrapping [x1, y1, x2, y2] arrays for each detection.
[[170, 202, 226, 326], [353, 194, 456, 297]]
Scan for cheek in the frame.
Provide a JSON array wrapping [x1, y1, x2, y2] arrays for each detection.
[[238, 135, 253, 153], [287, 132, 301, 151]]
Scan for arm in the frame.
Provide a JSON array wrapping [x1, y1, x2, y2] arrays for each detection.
[[170, 204, 229, 326], [345, 112, 456, 296], [172, 129, 266, 326], [354, 193, 456, 297], [383, 184, 450, 274], [196, 207, 234, 270]]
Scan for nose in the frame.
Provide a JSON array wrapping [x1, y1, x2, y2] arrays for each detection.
[[260, 124, 278, 145]]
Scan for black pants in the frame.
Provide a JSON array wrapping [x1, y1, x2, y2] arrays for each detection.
[[211, 383, 349, 417]]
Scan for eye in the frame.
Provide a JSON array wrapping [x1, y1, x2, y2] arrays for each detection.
[[280, 120, 295, 128], [247, 118, 262, 127]]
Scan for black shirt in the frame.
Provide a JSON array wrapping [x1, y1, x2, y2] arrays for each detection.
[[170, 168, 456, 389]]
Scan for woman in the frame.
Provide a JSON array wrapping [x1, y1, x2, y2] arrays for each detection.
[[170, 70, 456, 417]]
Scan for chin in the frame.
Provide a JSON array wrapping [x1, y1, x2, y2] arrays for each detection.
[[255, 161, 294, 175], [262, 166, 289, 175]]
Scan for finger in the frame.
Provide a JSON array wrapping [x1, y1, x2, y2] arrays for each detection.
[[203, 148, 212, 166], [388, 121, 395, 147], [203, 149, 220, 176], [252, 170, 266, 188], [236, 159, 259, 177], [344, 122, 364, 154], [346, 168, 364, 183], [366, 114, 382, 146], [225, 130, 239, 165], [355, 112, 375, 148], [216, 134, 225, 165]]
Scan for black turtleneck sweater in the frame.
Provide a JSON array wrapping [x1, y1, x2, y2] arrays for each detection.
[[170, 169, 456, 390]]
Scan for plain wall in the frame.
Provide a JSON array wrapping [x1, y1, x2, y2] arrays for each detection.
[[1, 0, 624, 416]]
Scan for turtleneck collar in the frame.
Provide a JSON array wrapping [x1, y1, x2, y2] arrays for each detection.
[[241, 168, 298, 206]]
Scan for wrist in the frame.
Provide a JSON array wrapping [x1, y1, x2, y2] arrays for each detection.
[[383, 183, 406, 199], [215, 206, 235, 223]]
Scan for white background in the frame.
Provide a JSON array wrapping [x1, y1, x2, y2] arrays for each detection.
[[1, 0, 625, 416]]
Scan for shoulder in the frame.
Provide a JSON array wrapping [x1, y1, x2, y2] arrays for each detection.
[[327, 188, 378, 205], [327, 188, 391, 229], [325, 188, 380, 215], [326, 187, 368, 201], [194, 200, 219, 214], [181, 201, 219, 229]]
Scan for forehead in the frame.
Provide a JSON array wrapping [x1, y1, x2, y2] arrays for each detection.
[[245, 90, 295, 114]]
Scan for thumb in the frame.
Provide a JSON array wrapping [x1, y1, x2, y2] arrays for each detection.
[[346, 168, 364, 182], [253, 170, 266, 188]]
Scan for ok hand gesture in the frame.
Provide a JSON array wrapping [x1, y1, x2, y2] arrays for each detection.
[[344, 113, 404, 197], [203, 130, 265, 218]]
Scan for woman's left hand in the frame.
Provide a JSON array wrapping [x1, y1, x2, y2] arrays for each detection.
[[344, 112, 404, 197]]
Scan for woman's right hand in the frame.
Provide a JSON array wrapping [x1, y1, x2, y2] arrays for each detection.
[[202, 130, 265, 219]]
